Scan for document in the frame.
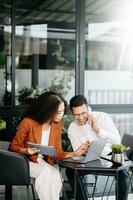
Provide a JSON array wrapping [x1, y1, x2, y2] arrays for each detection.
[[28, 142, 57, 157]]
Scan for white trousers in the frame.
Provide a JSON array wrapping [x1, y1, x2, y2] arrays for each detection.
[[29, 159, 62, 200]]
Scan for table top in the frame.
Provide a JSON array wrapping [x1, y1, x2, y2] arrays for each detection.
[[58, 158, 133, 173]]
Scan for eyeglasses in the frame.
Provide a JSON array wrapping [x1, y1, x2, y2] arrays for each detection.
[[73, 111, 88, 118]]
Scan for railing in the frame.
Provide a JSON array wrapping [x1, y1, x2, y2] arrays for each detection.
[[88, 89, 133, 137], [88, 89, 133, 104], [0, 104, 133, 142]]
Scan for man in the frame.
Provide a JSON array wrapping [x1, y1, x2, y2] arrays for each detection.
[[66, 95, 129, 200]]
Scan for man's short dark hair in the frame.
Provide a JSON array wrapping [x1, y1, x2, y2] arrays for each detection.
[[70, 95, 88, 111]]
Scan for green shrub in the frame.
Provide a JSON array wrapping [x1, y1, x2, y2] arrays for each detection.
[[111, 144, 129, 154]]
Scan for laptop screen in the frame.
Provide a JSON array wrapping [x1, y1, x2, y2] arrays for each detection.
[[62, 138, 107, 163]]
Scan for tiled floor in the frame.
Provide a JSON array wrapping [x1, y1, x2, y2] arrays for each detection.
[[94, 194, 133, 200], [0, 185, 37, 200], [0, 186, 133, 200]]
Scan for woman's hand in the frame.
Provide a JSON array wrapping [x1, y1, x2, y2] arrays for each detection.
[[64, 141, 90, 158], [27, 148, 40, 155]]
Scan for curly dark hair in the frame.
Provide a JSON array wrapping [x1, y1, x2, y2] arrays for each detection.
[[23, 91, 68, 124]]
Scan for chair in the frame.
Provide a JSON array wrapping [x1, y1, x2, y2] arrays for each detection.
[[122, 133, 133, 159], [0, 140, 10, 150], [0, 149, 36, 200], [122, 133, 133, 193]]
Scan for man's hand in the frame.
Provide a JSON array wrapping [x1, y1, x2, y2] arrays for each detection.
[[88, 114, 100, 134]]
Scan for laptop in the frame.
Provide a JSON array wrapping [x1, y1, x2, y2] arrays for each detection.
[[63, 138, 107, 163]]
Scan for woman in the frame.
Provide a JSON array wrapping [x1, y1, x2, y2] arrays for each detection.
[[10, 92, 88, 200]]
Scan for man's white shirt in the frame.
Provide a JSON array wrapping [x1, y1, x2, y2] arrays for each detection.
[[68, 111, 121, 156]]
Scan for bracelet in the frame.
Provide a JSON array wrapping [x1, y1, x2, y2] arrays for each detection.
[[26, 148, 29, 154]]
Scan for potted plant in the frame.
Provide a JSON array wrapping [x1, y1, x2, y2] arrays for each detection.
[[111, 144, 130, 164]]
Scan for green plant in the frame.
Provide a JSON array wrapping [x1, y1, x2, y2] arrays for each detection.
[[44, 72, 73, 97], [1, 91, 12, 105], [17, 86, 42, 105], [16, 72, 73, 105], [111, 144, 130, 154], [0, 119, 6, 130], [0, 51, 5, 69]]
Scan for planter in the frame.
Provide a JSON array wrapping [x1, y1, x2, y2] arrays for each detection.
[[111, 153, 124, 164]]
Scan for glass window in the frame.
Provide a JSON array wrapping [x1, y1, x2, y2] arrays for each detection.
[[110, 113, 133, 138], [85, 0, 133, 104], [15, 0, 76, 105], [0, 0, 11, 105]]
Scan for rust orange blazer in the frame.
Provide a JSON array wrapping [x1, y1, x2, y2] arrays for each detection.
[[10, 117, 68, 165]]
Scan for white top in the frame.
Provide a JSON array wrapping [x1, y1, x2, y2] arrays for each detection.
[[68, 111, 121, 156], [41, 127, 51, 146], [37, 126, 51, 161]]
